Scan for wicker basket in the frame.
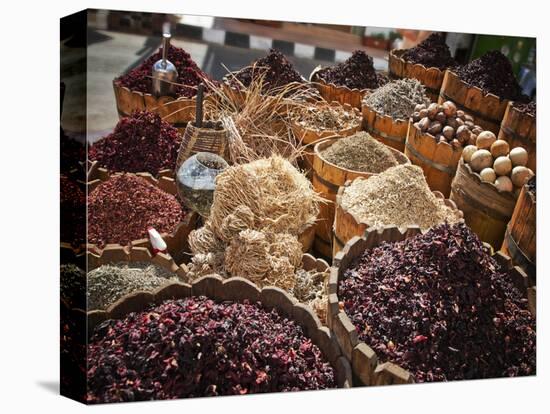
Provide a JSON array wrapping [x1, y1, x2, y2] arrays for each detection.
[[175, 121, 228, 171]]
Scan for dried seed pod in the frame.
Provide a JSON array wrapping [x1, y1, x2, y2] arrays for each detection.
[[495, 175, 513, 192], [418, 117, 430, 132], [442, 101, 457, 117], [412, 112, 421, 122], [442, 125, 455, 140], [490, 140, 510, 158], [476, 131, 497, 149], [415, 103, 427, 112], [435, 112, 447, 124], [427, 121, 443, 135], [468, 132, 478, 146], [456, 118, 465, 127], [451, 139, 462, 149], [472, 126, 483, 136], [464, 114, 474, 123], [427, 103, 439, 120], [456, 125, 470, 143], [456, 110, 465, 120], [438, 135, 447, 144], [419, 108, 429, 119], [446, 117, 459, 129], [465, 120, 475, 128]]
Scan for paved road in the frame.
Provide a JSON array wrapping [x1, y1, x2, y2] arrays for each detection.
[[62, 28, 384, 141]]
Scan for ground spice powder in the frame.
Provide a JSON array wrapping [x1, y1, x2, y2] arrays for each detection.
[[401, 32, 456, 70], [87, 174, 184, 248], [320, 132, 398, 173], [341, 164, 461, 229]]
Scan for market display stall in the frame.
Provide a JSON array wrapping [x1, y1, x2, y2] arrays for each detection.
[[60, 24, 536, 404]]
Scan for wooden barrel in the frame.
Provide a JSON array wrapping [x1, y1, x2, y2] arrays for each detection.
[[312, 137, 410, 258], [113, 80, 198, 132], [404, 123, 463, 197], [450, 159, 517, 249], [498, 102, 536, 172], [362, 103, 410, 152], [501, 182, 536, 283], [327, 226, 535, 386], [309, 67, 369, 109], [332, 181, 462, 257], [438, 70, 509, 134], [291, 102, 361, 174], [86, 172, 199, 258], [388, 49, 445, 102], [83, 272, 353, 388]]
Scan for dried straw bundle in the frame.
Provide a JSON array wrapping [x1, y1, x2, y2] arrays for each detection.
[[210, 156, 321, 236], [187, 156, 320, 291], [202, 74, 318, 165]]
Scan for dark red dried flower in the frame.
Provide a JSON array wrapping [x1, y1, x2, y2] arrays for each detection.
[[89, 111, 182, 176], [339, 222, 536, 382], [86, 297, 335, 403], [87, 174, 184, 248], [60, 175, 85, 247], [115, 44, 212, 98]]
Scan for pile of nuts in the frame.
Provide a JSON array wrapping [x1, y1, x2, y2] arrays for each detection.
[[412, 101, 483, 148], [462, 132, 534, 193]]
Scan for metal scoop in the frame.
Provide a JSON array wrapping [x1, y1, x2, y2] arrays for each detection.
[[152, 23, 178, 97]]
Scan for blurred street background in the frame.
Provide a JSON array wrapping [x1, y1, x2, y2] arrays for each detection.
[[60, 10, 536, 141]]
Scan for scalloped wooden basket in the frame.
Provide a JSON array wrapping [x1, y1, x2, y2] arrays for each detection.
[[310, 66, 371, 109], [113, 80, 206, 132], [327, 225, 536, 386], [498, 101, 536, 172], [388, 49, 446, 102], [86, 171, 199, 258], [439, 70, 509, 134], [404, 123, 463, 197], [450, 159, 518, 250], [361, 102, 410, 152], [311, 136, 410, 259], [290, 102, 362, 175], [84, 256, 352, 388], [332, 178, 464, 257], [501, 182, 536, 283]]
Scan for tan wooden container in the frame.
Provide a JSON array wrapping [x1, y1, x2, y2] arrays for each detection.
[[87, 172, 199, 257], [501, 182, 536, 283], [362, 103, 410, 152], [332, 180, 463, 257], [298, 223, 316, 253], [498, 102, 536, 172], [327, 226, 536, 386], [312, 137, 410, 258], [113, 80, 199, 132], [450, 159, 518, 250], [388, 49, 446, 102], [290, 102, 362, 174], [310, 67, 369, 109], [438, 70, 509, 134], [404, 123, 463, 197], [83, 272, 353, 388]]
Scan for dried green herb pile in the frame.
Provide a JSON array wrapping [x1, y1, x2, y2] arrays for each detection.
[[339, 223, 536, 382], [363, 79, 430, 120], [292, 104, 361, 132], [320, 132, 398, 173], [341, 164, 461, 229], [87, 262, 179, 310], [60, 264, 86, 309]]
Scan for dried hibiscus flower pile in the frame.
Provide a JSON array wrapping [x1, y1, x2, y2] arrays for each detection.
[[114, 44, 211, 98], [87, 297, 336, 403], [89, 111, 182, 176], [87, 174, 185, 248], [339, 222, 536, 382]]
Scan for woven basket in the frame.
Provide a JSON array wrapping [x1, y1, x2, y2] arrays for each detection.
[[175, 121, 228, 170]]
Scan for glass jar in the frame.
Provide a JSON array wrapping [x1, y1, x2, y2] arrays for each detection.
[[176, 152, 229, 217]]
